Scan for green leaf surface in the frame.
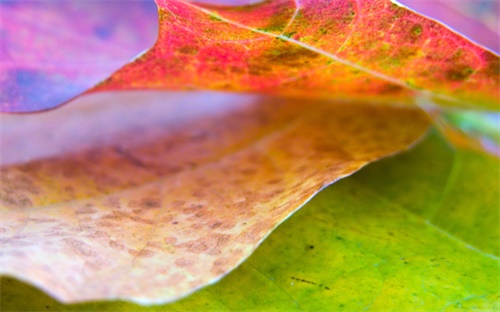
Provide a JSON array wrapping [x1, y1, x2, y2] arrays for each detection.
[[2, 130, 499, 311]]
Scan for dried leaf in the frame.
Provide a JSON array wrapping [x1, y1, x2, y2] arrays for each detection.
[[0, 92, 429, 304]]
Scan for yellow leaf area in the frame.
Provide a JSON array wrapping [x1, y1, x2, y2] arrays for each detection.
[[2, 130, 498, 311], [0, 92, 429, 304], [94, 0, 500, 110]]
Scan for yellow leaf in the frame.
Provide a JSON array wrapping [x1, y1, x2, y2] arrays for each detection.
[[0, 92, 429, 304]]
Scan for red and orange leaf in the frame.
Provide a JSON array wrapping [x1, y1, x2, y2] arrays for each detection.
[[398, 0, 500, 52], [0, 0, 157, 113], [2, 0, 498, 113], [94, 0, 499, 110], [0, 92, 429, 303], [0, 0, 495, 305]]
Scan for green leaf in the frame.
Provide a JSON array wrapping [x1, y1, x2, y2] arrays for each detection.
[[2, 130, 498, 310]]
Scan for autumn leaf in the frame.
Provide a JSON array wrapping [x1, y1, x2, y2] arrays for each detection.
[[2, 130, 498, 311], [0, 91, 429, 303], [0, 0, 498, 308], [398, 0, 500, 52], [171, 130, 500, 311], [2, 0, 499, 112], [0, 0, 158, 113], [94, 0, 499, 111]]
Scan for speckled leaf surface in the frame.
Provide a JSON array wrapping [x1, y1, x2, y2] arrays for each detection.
[[0, 92, 429, 304], [94, 0, 500, 110], [2, 130, 498, 311], [398, 0, 499, 53], [2, 0, 499, 113], [0, 0, 158, 113]]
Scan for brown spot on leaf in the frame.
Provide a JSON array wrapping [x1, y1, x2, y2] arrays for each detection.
[[164, 237, 177, 245], [178, 46, 198, 55], [410, 24, 422, 37], [138, 249, 156, 258], [128, 249, 139, 256], [130, 216, 155, 225], [446, 65, 474, 82], [109, 241, 124, 250], [76, 206, 97, 214], [209, 221, 222, 229], [175, 258, 194, 267]]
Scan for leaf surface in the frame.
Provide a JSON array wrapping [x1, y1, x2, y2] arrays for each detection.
[[2, 130, 498, 310], [0, 92, 428, 304], [175, 130, 500, 310], [2, 0, 499, 113], [94, 0, 500, 110], [397, 0, 500, 53], [0, 0, 158, 113]]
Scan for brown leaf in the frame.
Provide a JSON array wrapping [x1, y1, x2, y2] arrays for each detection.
[[0, 92, 429, 304]]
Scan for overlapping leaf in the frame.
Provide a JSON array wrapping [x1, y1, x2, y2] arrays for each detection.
[[1, 0, 498, 307], [398, 0, 499, 53], [0, 91, 429, 303], [94, 0, 499, 110], [2, 0, 499, 112], [2, 131, 498, 310]]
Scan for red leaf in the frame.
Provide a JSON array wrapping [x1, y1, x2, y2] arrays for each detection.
[[2, 0, 499, 112], [94, 0, 500, 110]]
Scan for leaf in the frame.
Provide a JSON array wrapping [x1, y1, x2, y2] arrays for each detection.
[[398, 0, 500, 53], [2, 0, 499, 113], [0, 0, 157, 113], [94, 0, 500, 110], [0, 91, 429, 304], [2, 130, 498, 311], [174, 130, 500, 310]]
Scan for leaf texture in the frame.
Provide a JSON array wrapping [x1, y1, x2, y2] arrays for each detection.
[[0, 92, 429, 303], [2, 130, 498, 310], [94, 0, 500, 110], [398, 0, 500, 53], [2, 0, 499, 113]]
